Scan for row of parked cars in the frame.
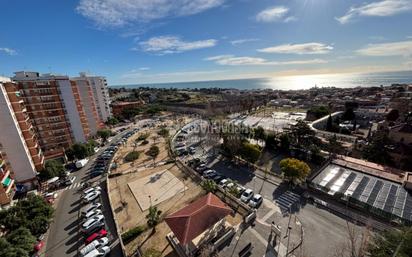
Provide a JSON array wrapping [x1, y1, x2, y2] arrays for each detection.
[[78, 129, 140, 257], [189, 159, 263, 209]]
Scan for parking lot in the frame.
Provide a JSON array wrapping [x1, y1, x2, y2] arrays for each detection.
[[172, 119, 368, 257]]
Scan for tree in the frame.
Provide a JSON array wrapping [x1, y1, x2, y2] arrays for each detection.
[[327, 135, 344, 156], [222, 133, 242, 158], [201, 179, 217, 193], [39, 160, 65, 180], [146, 145, 160, 163], [254, 126, 266, 141], [368, 228, 412, 257], [307, 105, 330, 120], [279, 158, 311, 184], [105, 116, 119, 126], [326, 114, 333, 132], [6, 227, 36, 254], [386, 109, 400, 122], [240, 143, 261, 163], [146, 206, 162, 232], [124, 151, 139, 162], [290, 120, 317, 148], [279, 133, 291, 152], [97, 129, 112, 143], [362, 132, 392, 165], [158, 127, 169, 138]]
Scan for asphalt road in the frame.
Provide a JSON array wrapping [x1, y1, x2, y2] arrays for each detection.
[[45, 129, 133, 257]]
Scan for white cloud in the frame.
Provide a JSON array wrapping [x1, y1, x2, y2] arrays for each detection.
[[336, 0, 412, 24], [205, 55, 327, 66], [77, 0, 225, 28], [258, 43, 333, 55], [357, 40, 412, 56], [139, 67, 150, 71], [138, 36, 217, 54], [230, 38, 260, 46], [256, 6, 295, 23], [0, 47, 17, 55]]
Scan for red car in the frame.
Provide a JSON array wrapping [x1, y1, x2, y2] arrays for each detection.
[[85, 229, 108, 245], [34, 240, 44, 252]]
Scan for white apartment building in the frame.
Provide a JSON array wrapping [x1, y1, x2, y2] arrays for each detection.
[[73, 72, 112, 122], [0, 77, 40, 184]]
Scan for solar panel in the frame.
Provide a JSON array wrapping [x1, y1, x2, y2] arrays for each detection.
[[402, 193, 412, 221], [366, 180, 383, 205], [383, 185, 398, 213], [393, 189, 407, 218], [345, 174, 363, 197], [374, 183, 390, 209], [360, 178, 376, 202], [352, 176, 370, 200], [338, 172, 357, 194]]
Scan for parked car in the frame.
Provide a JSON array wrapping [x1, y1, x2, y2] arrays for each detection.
[[76, 159, 89, 169], [240, 189, 254, 203], [79, 237, 109, 256], [90, 170, 104, 178], [218, 179, 229, 187], [189, 147, 196, 154], [85, 229, 108, 245], [236, 185, 246, 195], [33, 240, 45, 253], [248, 194, 263, 208], [83, 186, 101, 195], [83, 246, 111, 257], [82, 215, 105, 232], [203, 170, 216, 178], [195, 164, 208, 172], [83, 191, 101, 203], [83, 209, 102, 220], [82, 203, 102, 216]]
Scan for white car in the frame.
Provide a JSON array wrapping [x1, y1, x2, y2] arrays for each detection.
[[84, 246, 111, 257], [218, 179, 229, 187], [82, 203, 102, 216], [83, 209, 102, 220], [240, 189, 254, 203], [83, 191, 101, 203], [196, 164, 208, 172], [82, 215, 105, 232], [80, 237, 109, 256], [83, 186, 102, 195], [248, 194, 263, 208], [203, 170, 216, 178]]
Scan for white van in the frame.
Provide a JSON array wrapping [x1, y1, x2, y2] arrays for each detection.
[[83, 246, 111, 257], [80, 237, 109, 256]]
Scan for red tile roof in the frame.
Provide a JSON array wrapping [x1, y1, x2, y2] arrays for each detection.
[[165, 193, 232, 245]]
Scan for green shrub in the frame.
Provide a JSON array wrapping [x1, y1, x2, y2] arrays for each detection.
[[141, 140, 149, 145], [143, 248, 162, 257], [137, 133, 150, 141], [121, 226, 145, 244], [124, 151, 140, 162]]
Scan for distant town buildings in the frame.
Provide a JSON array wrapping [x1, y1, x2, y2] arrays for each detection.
[[111, 100, 144, 117]]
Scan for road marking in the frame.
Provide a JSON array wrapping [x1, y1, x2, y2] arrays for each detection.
[[261, 209, 277, 222]]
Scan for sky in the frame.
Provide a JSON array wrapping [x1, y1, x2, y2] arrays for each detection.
[[0, 0, 412, 85]]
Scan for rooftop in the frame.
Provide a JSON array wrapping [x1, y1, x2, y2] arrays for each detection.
[[165, 193, 232, 245]]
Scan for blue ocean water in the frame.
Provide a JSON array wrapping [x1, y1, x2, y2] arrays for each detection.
[[114, 71, 412, 90]]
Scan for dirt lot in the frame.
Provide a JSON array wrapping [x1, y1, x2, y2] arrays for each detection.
[[108, 126, 206, 256]]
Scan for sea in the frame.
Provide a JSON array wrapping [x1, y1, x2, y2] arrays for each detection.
[[113, 71, 412, 91]]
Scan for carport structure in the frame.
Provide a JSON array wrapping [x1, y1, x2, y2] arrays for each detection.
[[165, 193, 233, 256]]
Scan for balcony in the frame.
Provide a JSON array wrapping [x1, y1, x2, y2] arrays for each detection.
[[0, 169, 10, 183], [0, 159, 4, 168]]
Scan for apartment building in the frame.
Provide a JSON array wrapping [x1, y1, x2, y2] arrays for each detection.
[[0, 150, 16, 205], [0, 77, 44, 187], [71, 76, 103, 135], [12, 72, 90, 159], [73, 72, 112, 122]]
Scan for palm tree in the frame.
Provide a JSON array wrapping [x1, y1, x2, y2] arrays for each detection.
[[146, 206, 162, 233], [201, 179, 217, 193]]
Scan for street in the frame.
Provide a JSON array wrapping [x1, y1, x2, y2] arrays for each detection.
[[44, 129, 132, 257]]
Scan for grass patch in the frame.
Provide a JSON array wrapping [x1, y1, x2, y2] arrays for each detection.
[[121, 226, 145, 244]]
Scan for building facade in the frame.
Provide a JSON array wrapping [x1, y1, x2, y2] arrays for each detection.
[[73, 73, 112, 122], [12, 72, 85, 159], [0, 77, 44, 186]]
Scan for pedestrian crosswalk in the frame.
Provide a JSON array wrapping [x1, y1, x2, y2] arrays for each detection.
[[274, 191, 301, 213], [66, 182, 84, 190]]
